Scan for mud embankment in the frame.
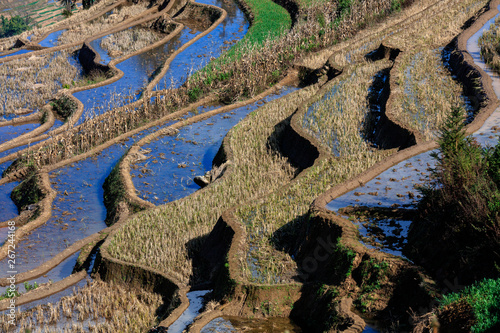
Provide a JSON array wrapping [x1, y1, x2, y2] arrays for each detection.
[[96, 241, 182, 323]]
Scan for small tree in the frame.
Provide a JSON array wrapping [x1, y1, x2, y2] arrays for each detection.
[[83, 0, 96, 10], [59, 0, 75, 14], [407, 107, 500, 283], [0, 15, 32, 38]]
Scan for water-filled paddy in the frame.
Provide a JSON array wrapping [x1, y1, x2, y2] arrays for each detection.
[[168, 290, 210, 333], [0, 181, 20, 224], [132, 87, 297, 205], [0, 120, 175, 282], [38, 29, 67, 48], [0, 123, 39, 144], [153, 0, 249, 91]]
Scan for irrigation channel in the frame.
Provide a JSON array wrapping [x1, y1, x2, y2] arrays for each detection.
[[326, 6, 500, 258]]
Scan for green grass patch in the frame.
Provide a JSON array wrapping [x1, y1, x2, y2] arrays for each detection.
[[192, 0, 291, 84], [440, 278, 500, 333]]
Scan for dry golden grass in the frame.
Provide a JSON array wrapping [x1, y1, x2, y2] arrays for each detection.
[[479, 16, 500, 73], [106, 0, 489, 286], [0, 50, 81, 115], [303, 60, 391, 156], [0, 279, 162, 333], [386, 0, 487, 49], [236, 60, 393, 283], [328, 0, 487, 68], [391, 49, 465, 140], [324, 0, 486, 141]]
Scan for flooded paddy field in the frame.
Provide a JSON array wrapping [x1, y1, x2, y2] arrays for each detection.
[[0, 0, 498, 332]]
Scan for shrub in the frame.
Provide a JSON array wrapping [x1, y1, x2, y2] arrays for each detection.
[[0, 15, 32, 38], [83, 0, 97, 10], [11, 173, 44, 213], [51, 95, 77, 119], [406, 108, 500, 283]]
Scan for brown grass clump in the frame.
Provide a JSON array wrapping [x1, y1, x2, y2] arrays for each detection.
[[0, 279, 162, 333], [392, 49, 465, 140], [0, 50, 82, 115], [100, 26, 163, 57]]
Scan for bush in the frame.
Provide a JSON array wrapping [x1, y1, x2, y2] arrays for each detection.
[[406, 108, 500, 283], [0, 15, 32, 38], [62, 9, 73, 18], [11, 173, 44, 213], [51, 96, 77, 120]]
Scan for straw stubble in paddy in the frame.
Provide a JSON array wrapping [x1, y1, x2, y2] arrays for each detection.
[[0, 279, 162, 333], [99, 27, 163, 57], [392, 48, 467, 140], [0, 50, 82, 116], [107, 86, 320, 284], [235, 60, 394, 284]]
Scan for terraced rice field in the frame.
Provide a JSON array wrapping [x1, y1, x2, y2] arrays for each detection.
[[0, 0, 499, 332], [0, 0, 82, 29]]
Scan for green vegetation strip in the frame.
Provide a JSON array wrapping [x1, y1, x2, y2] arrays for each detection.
[[238, 0, 291, 46], [193, 0, 292, 81]]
